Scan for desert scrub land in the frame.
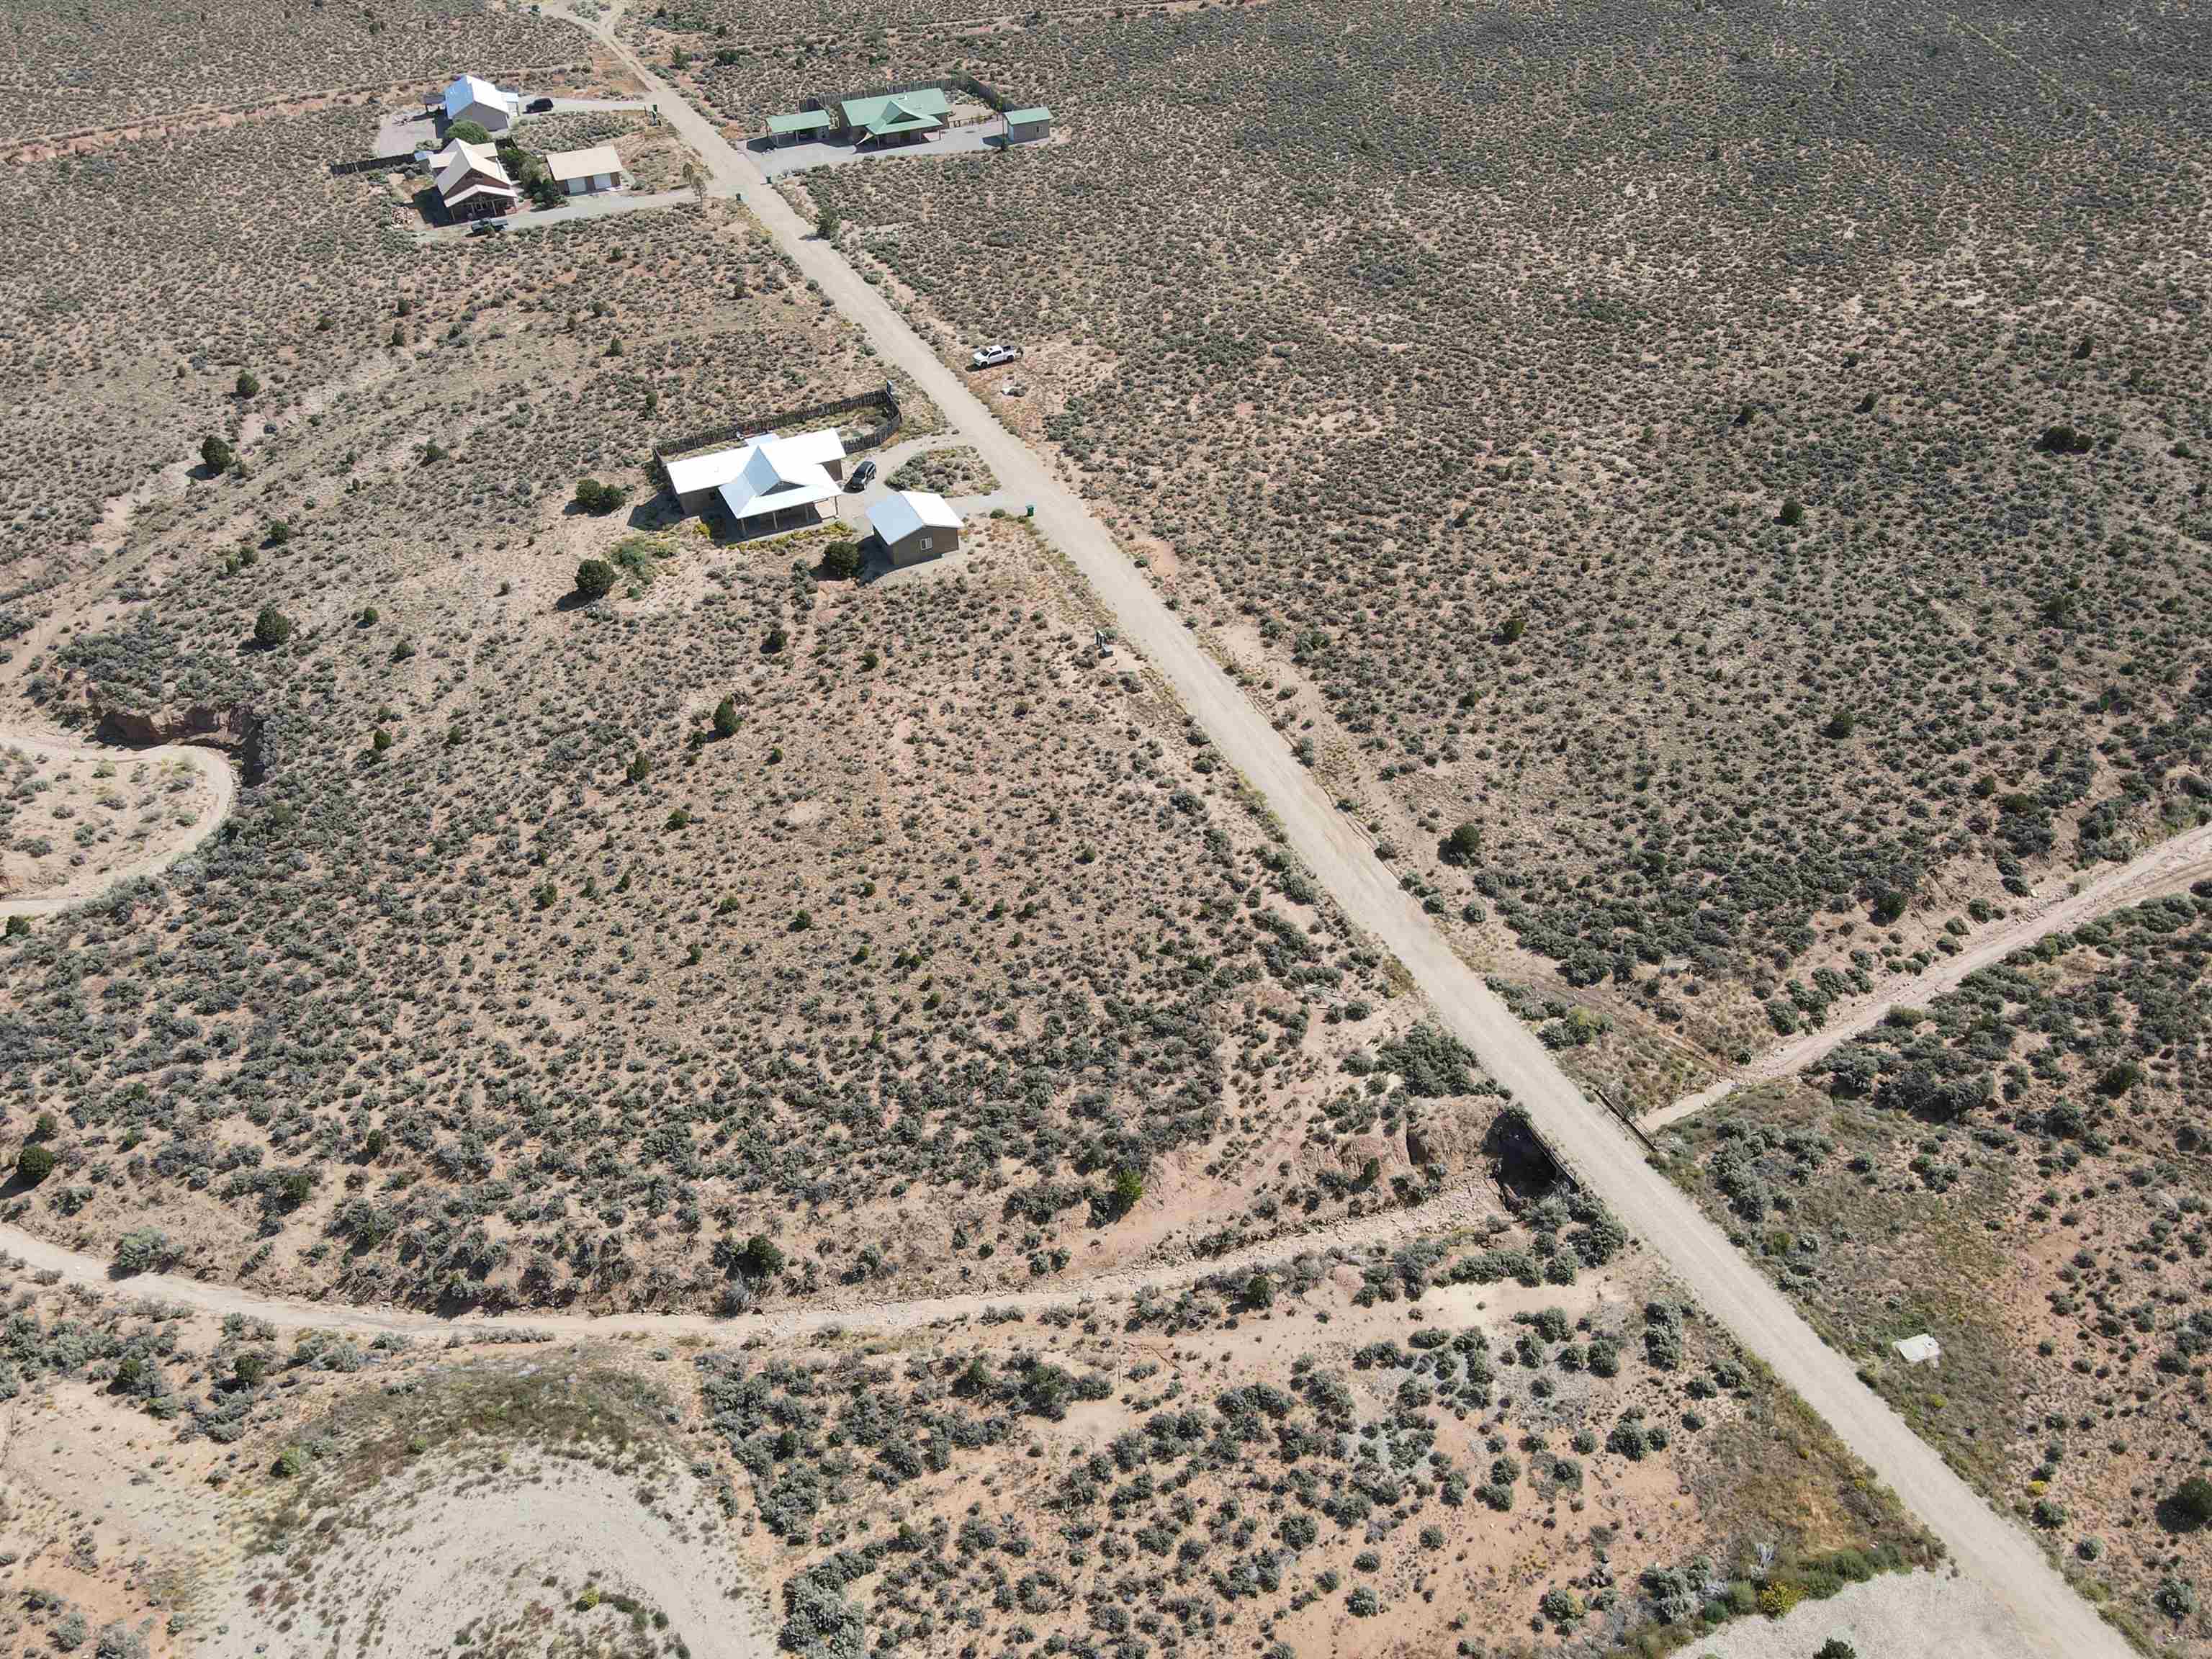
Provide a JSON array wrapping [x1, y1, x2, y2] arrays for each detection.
[[0, 157, 1436, 1316], [1660, 887, 2212, 1652], [659, 0, 2212, 1057], [0, 104, 541, 601], [0, 1215, 1931, 1659], [0, 487, 1423, 1310], [0, 0, 581, 143], [886, 444, 1002, 498], [0, 55, 1466, 1318], [0, 1254, 755, 1659], [688, 1228, 1932, 1659], [0, 745, 215, 904], [225, 1354, 753, 1659]]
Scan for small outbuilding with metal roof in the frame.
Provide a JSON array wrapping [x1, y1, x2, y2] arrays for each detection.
[[768, 109, 835, 145], [1004, 106, 1052, 144], [868, 490, 961, 567]]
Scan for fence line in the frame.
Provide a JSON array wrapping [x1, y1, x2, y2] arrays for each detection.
[[652, 386, 904, 489], [792, 71, 1015, 132], [331, 154, 417, 176]]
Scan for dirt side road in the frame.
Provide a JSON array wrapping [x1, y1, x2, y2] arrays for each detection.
[[0, 1177, 1500, 1340], [0, 730, 237, 919], [1645, 819, 2212, 1132]]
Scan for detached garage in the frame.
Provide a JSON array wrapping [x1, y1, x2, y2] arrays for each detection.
[[868, 490, 961, 567], [1004, 106, 1052, 144], [546, 145, 623, 195]]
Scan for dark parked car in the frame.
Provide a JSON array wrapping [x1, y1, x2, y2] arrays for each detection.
[[467, 219, 507, 236], [848, 459, 877, 489], [525, 96, 555, 114]]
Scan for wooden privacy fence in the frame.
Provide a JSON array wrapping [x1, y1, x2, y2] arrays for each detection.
[[331, 154, 417, 176], [651, 385, 904, 490]]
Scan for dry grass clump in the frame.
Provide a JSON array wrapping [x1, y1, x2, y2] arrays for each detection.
[[885, 444, 999, 498], [1, 0, 579, 143], [1663, 888, 2212, 1645], [669, 0, 2211, 1036]]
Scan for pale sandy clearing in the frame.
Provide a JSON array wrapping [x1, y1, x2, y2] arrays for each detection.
[[1689, 1568, 2026, 1659]]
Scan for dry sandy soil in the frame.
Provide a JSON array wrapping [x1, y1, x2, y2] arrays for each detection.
[[0, 1223, 1934, 1659], [0, 737, 230, 915], [0, 76, 1432, 1316], [1689, 1569, 2023, 1659], [1660, 889, 2212, 1650], [0, 5, 2200, 1658]]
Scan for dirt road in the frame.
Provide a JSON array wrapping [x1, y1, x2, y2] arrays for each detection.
[[0, 1176, 1498, 1340], [0, 729, 237, 920], [505, 22, 2124, 1657], [1645, 819, 2212, 1132], [0, 13, 2132, 1652]]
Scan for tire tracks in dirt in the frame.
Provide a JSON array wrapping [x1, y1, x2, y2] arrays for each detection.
[[1644, 821, 2212, 1132]]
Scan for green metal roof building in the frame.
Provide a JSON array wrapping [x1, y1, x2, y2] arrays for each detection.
[[1004, 106, 1053, 143], [840, 86, 950, 146], [766, 108, 833, 144]]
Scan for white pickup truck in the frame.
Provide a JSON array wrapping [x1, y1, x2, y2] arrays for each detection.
[[970, 343, 1019, 369]]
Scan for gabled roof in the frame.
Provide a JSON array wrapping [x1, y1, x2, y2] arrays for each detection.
[[774, 428, 848, 469], [434, 140, 513, 200], [442, 179, 519, 209], [666, 429, 846, 503], [665, 440, 756, 500], [768, 109, 833, 135], [868, 490, 960, 545], [864, 105, 941, 139], [431, 136, 496, 175], [720, 433, 842, 522], [840, 86, 950, 130], [444, 74, 514, 120], [544, 145, 621, 182]]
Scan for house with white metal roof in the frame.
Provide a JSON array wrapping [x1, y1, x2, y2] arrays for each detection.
[[868, 490, 961, 567], [444, 73, 520, 136], [665, 430, 848, 528], [544, 145, 624, 195]]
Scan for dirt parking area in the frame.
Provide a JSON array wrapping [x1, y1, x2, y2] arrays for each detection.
[[1693, 1569, 2028, 1659]]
